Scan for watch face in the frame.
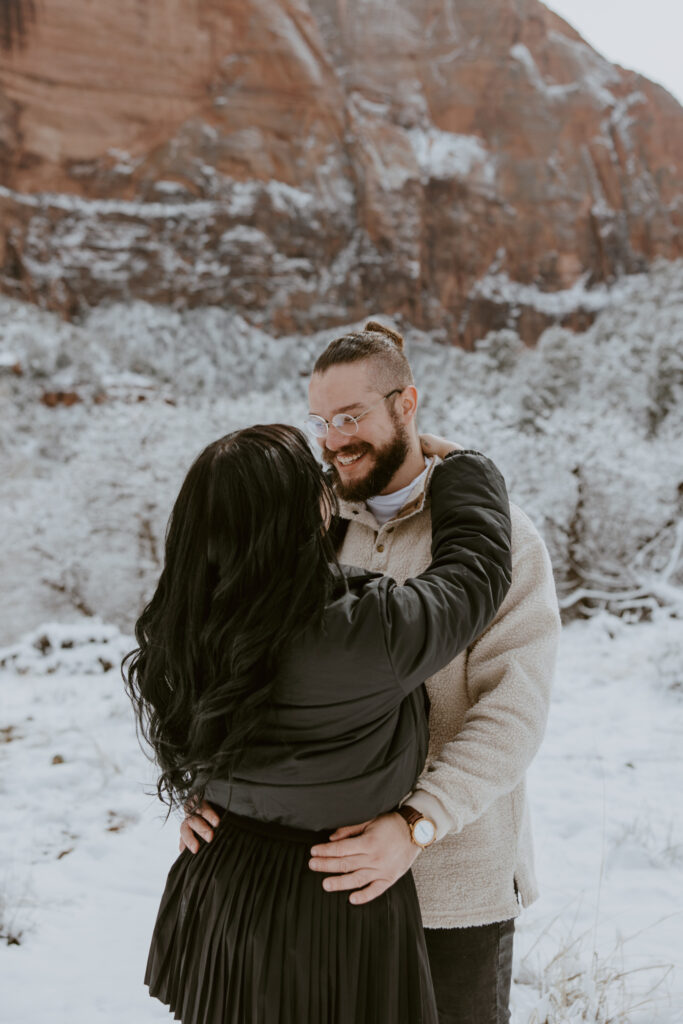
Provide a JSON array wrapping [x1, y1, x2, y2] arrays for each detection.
[[413, 818, 436, 846]]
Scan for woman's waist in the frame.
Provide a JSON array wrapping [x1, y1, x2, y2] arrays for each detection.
[[204, 756, 420, 834], [209, 805, 332, 845]]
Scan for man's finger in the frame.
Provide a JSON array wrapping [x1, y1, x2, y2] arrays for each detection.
[[328, 820, 372, 841], [310, 835, 367, 858], [179, 818, 209, 853], [308, 854, 366, 875], [178, 823, 199, 854], [349, 879, 390, 905], [319, 869, 376, 893], [187, 814, 215, 841], [184, 800, 221, 828], [196, 801, 221, 827]]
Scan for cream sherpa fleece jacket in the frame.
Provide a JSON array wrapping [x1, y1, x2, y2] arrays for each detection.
[[337, 456, 561, 928]]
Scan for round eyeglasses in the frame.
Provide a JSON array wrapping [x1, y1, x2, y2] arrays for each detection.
[[305, 389, 402, 439]]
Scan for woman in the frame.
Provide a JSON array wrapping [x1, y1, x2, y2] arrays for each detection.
[[124, 424, 511, 1024]]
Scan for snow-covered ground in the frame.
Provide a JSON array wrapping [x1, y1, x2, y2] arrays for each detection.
[[513, 609, 683, 1023], [1, 609, 681, 1023]]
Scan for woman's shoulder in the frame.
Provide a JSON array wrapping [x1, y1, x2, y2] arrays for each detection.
[[283, 564, 394, 686]]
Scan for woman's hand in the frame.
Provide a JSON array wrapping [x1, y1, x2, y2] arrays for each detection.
[[420, 433, 464, 459]]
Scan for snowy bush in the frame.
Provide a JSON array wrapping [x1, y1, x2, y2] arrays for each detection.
[[646, 331, 683, 437]]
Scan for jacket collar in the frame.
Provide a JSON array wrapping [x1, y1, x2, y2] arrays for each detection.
[[336, 455, 440, 529]]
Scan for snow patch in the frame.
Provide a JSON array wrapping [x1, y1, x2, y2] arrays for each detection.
[[509, 43, 578, 100], [266, 179, 315, 214], [548, 29, 620, 108], [407, 126, 495, 185], [0, 621, 131, 677], [225, 181, 258, 217], [605, 90, 648, 150], [0, 179, 316, 220], [219, 225, 273, 247], [152, 181, 191, 196], [0, 350, 20, 368], [469, 268, 647, 316], [347, 91, 391, 119], [0, 184, 222, 220]]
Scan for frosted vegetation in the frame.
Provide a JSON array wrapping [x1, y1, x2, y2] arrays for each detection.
[[1, 259, 681, 641]]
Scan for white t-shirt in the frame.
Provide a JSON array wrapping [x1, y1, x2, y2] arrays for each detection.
[[366, 459, 430, 526]]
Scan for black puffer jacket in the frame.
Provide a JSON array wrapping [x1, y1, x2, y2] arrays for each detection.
[[205, 451, 512, 830]]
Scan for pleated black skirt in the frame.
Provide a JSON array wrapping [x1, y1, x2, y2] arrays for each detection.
[[145, 808, 438, 1024]]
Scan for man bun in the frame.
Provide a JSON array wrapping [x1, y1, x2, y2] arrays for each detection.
[[313, 319, 414, 388], [363, 320, 405, 352]]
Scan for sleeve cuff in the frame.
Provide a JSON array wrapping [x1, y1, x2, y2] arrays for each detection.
[[400, 790, 454, 842]]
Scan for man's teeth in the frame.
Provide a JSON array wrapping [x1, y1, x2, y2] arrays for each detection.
[[337, 453, 363, 466]]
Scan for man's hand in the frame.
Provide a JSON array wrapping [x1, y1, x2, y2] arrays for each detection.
[[308, 812, 420, 905], [179, 800, 221, 853]]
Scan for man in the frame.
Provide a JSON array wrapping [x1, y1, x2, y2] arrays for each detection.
[[180, 321, 561, 1023]]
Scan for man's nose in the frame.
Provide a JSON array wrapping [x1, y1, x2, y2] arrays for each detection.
[[322, 425, 352, 451]]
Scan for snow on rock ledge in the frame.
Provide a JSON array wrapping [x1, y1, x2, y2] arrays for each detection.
[[0, 0, 681, 344]]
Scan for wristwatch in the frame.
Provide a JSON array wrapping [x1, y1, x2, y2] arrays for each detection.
[[397, 805, 437, 849]]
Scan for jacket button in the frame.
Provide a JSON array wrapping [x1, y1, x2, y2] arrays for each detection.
[[376, 544, 385, 553]]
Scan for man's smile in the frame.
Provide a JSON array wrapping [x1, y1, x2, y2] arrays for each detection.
[[336, 452, 365, 467], [323, 444, 372, 473]]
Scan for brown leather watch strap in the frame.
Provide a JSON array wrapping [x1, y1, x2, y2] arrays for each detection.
[[397, 805, 422, 828]]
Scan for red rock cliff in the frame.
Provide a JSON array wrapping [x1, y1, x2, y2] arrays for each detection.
[[0, 0, 681, 342]]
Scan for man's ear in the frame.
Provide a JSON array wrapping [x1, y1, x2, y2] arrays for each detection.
[[398, 385, 418, 423]]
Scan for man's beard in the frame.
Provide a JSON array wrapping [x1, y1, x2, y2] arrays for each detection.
[[323, 417, 411, 503]]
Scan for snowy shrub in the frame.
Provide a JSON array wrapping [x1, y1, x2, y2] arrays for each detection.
[[472, 327, 527, 378], [646, 330, 683, 437], [516, 326, 586, 428]]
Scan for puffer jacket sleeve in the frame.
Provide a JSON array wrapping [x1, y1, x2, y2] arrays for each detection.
[[351, 451, 512, 695]]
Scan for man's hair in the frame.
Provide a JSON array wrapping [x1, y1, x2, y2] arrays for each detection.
[[313, 320, 415, 393]]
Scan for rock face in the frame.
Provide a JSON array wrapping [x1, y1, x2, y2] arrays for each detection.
[[1, 0, 682, 343]]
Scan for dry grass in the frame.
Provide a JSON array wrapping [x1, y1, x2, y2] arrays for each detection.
[[516, 914, 676, 1023], [0, 873, 34, 947]]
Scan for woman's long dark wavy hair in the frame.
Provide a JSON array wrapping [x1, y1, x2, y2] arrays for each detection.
[[123, 424, 341, 815]]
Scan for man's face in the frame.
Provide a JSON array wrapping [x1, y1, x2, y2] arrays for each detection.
[[308, 362, 410, 502]]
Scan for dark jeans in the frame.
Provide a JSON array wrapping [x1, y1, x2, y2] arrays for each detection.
[[424, 919, 515, 1024]]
